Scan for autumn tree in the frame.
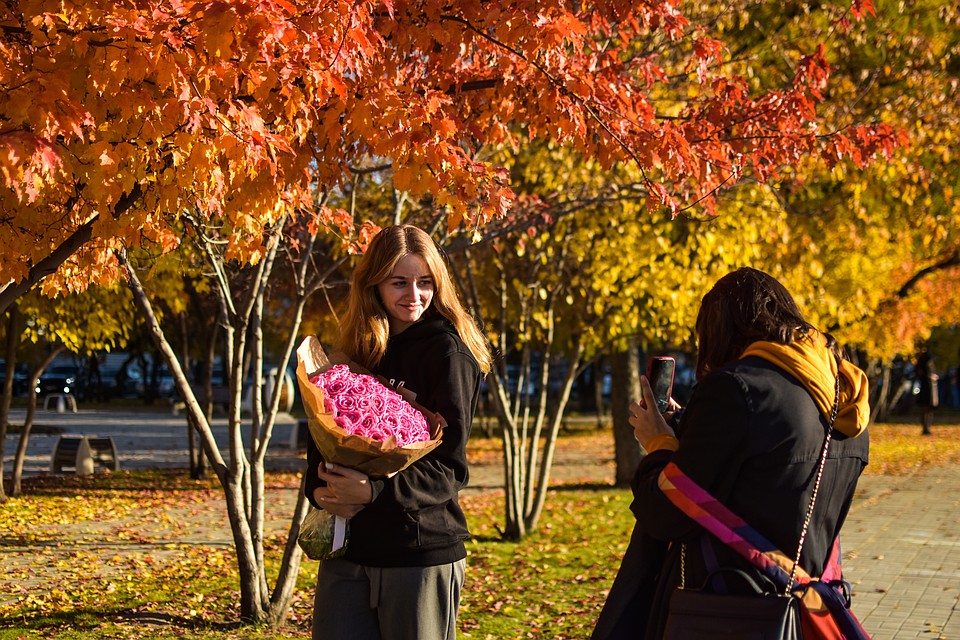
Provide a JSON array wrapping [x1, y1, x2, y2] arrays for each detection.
[[449, 139, 801, 533], [674, 0, 960, 417], [710, 0, 957, 338], [1, 0, 902, 308], [806, 0, 960, 368], [116, 213, 347, 625]]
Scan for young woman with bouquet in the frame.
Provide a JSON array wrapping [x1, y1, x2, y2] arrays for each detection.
[[304, 224, 492, 640]]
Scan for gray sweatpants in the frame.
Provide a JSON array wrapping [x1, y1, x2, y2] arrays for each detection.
[[311, 557, 466, 640]]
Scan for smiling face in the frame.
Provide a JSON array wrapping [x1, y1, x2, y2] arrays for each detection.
[[376, 253, 435, 334]]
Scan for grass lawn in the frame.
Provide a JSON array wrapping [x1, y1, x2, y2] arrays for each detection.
[[1, 415, 958, 639]]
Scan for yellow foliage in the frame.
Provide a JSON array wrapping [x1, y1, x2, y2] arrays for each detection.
[[19, 284, 136, 353]]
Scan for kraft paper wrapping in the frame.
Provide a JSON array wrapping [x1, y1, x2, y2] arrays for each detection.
[[295, 335, 444, 478]]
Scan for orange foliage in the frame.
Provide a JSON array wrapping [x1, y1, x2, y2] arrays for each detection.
[[1, 0, 901, 298]]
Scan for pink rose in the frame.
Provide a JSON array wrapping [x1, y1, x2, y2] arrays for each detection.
[[312, 365, 432, 445], [323, 379, 350, 395], [324, 364, 351, 382], [335, 395, 359, 412], [357, 413, 378, 431], [364, 395, 387, 413]]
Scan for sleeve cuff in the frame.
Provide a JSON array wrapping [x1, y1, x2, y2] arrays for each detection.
[[643, 433, 679, 453], [369, 478, 385, 503]]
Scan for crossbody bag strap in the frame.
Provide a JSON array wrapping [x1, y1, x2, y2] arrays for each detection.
[[662, 463, 803, 592], [787, 371, 841, 591]]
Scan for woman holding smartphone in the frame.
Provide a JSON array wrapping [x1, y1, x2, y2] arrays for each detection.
[[593, 267, 870, 639]]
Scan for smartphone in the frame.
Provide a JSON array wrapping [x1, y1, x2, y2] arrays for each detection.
[[646, 356, 676, 414]]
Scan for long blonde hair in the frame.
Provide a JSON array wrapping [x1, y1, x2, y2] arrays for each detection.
[[336, 225, 492, 374]]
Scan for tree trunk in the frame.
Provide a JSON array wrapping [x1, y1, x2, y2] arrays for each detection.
[[177, 311, 203, 479], [11, 392, 38, 497], [0, 306, 18, 501], [193, 318, 220, 480], [498, 373, 526, 540], [523, 341, 584, 533], [885, 365, 912, 422], [117, 225, 317, 625], [497, 335, 587, 539], [871, 362, 892, 424], [11, 348, 64, 496], [458, 245, 595, 541], [594, 358, 607, 428], [269, 473, 311, 625], [610, 339, 642, 487]]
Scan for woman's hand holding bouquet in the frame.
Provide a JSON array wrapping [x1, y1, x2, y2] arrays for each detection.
[[312, 462, 372, 519]]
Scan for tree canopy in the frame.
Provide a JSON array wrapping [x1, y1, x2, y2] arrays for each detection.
[[1, 0, 903, 315], [698, 0, 960, 358]]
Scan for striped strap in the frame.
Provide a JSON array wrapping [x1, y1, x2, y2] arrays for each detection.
[[659, 462, 871, 639], [659, 461, 808, 591]]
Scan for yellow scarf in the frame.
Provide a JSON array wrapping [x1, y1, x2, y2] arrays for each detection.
[[740, 333, 870, 437]]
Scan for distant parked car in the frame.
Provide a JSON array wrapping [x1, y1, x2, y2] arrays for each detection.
[[157, 372, 177, 398], [36, 363, 82, 397], [80, 366, 146, 401]]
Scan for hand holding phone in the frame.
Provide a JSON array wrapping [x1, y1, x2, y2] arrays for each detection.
[[646, 356, 676, 414]]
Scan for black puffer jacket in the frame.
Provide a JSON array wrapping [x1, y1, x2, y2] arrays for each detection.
[[304, 316, 482, 567]]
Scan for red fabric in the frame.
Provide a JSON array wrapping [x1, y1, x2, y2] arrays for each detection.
[[800, 603, 846, 640]]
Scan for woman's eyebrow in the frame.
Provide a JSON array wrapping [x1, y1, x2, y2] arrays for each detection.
[[387, 273, 432, 280]]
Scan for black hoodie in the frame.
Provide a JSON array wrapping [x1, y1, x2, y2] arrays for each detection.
[[305, 315, 482, 567]]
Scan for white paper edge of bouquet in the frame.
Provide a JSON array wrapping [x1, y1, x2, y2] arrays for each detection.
[[332, 516, 347, 553], [297, 335, 329, 380]]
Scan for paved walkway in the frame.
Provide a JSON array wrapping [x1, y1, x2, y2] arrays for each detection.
[[2, 406, 305, 475], [3, 408, 959, 639], [840, 467, 960, 639]]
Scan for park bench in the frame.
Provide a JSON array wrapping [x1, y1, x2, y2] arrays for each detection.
[[51, 435, 120, 475], [43, 393, 78, 413]]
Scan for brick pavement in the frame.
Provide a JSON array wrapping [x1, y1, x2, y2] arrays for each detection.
[[840, 466, 960, 640]]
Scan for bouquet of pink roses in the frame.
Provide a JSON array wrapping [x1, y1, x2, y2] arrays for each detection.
[[295, 335, 444, 479], [314, 364, 433, 447]]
